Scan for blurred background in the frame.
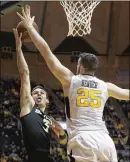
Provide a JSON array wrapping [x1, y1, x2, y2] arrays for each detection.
[[0, 1, 130, 162]]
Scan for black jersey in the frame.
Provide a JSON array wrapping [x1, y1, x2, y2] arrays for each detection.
[[20, 105, 55, 162]]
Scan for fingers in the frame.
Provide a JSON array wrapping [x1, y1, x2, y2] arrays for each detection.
[[19, 33, 22, 40], [32, 16, 35, 22], [16, 5, 34, 29], [22, 7, 27, 18], [13, 28, 22, 41], [23, 5, 31, 17], [24, 5, 28, 16], [17, 12, 25, 20], [13, 28, 18, 38], [13, 28, 16, 34], [13, 28, 16, 38], [25, 5, 30, 17], [17, 6, 29, 20], [28, 5, 30, 16]]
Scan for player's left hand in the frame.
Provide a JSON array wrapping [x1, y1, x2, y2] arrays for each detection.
[[50, 120, 64, 136], [17, 5, 35, 29], [49, 120, 65, 140], [49, 120, 67, 145]]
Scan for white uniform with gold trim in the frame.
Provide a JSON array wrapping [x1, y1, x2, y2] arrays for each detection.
[[65, 75, 117, 162]]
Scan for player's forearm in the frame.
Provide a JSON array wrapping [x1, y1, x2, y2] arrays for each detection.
[[16, 47, 29, 75], [26, 26, 60, 66], [119, 89, 130, 100]]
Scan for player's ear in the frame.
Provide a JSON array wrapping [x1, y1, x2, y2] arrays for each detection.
[[46, 98, 49, 104], [80, 64, 84, 73]]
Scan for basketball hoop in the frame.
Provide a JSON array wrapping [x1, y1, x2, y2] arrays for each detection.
[[60, 0, 101, 36]]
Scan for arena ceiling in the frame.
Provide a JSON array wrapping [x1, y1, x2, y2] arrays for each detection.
[[1, 1, 130, 54]]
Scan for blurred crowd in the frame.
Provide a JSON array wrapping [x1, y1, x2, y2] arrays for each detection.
[[118, 100, 130, 120], [0, 78, 129, 162], [52, 89, 64, 103], [104, 102, 128, 146]]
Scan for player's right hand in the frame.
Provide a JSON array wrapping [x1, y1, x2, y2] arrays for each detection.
[[17, 5, 35, 30]]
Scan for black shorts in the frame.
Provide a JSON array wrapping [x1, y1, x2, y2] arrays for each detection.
[[28, 151, 56, 162]]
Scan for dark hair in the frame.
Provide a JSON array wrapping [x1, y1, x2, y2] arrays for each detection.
[[31, 85, 45, 93], [79, 53, 98, 72]]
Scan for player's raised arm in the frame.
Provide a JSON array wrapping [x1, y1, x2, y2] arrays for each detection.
[[13, 29, 34, 115], [16, 5, 74, 87], [106, 82, 130, 100]]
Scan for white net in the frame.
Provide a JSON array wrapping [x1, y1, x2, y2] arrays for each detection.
[[60, 0, 101, 36]]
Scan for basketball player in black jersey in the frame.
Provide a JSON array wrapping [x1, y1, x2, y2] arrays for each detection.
[[13, 28, 67, 162]]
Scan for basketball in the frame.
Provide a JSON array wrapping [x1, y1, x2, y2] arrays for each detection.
[[16, 21, 39, 42]]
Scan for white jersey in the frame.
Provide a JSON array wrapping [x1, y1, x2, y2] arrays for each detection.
[[65, 74, 109, 138]]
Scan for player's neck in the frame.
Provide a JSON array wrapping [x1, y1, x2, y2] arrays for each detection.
[[80, 71, 94, 76], [80, 68, 94, 76], [39, 107, 46, 113], [36, 104, 46, 112], [82, 73, 94, 76]]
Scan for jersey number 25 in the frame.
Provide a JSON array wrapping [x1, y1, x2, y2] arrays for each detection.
[[76, 88, 101, 108]]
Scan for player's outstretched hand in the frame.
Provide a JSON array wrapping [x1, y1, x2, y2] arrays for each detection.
[[17, 5, 35, 29]]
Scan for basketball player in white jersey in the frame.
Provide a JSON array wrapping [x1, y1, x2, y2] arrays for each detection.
[[17, 5, 130, 162]]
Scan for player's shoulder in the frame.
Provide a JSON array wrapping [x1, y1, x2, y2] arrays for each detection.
[[105, 82, 117, 90], [105, 82, 121, 94], [94, 77, 108, 89], [70, 74, 78, 81], [94, 76, 105, 84]]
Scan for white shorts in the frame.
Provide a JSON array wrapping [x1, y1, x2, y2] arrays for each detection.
[[67, 131, 117, 162]]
